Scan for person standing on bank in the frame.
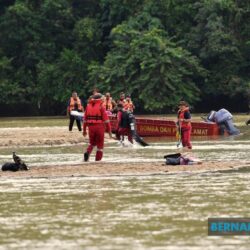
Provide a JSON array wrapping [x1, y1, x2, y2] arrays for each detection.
[[117, 92, 126, 107], [83, 94, 112, 161], [67, 91, 83, 132], [124, 94, 135, 112], [103, 92, 117, 113], [177, 101, 192, 149]]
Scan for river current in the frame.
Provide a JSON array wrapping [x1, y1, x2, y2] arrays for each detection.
[[0, 123, 249, 249]]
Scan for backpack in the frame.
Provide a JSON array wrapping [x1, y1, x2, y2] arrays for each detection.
[[120, 111, 135, 128], [164, 153, 181, 165]]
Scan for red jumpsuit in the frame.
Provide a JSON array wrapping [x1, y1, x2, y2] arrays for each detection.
[[177, 107, 192, 149], [83, 99, 111, 161]]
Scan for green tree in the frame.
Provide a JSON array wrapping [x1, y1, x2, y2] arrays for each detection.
[[0, 55, 20, 104], [37, 49, 87, 110], [73, 17, 102, 61], [0, 0, 75, 111], [187, 0, 249, 98], [0, 0, 249, 114], [89, 13, 205, 111]]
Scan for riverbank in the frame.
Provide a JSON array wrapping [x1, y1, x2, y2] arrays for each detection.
[[1, 161, 250, 179], [0, 116, 249, 178], [0, 126, 86, 147], [0, 113, 248, 147]]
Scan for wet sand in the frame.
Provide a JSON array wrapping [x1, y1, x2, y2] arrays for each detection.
[[0, 126, 250, 178], [0, 126, 87, 147], [1, 161, 250, 179]]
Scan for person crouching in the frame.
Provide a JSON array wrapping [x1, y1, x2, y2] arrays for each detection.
[[116, 104, 133, 144], [83, 94, 112, 161]]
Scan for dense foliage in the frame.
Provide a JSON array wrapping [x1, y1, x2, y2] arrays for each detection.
[[0, 0, 249, 115]]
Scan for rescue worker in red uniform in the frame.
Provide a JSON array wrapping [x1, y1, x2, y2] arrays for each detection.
[[177, 101, 192, 149], [67, 91, 83, 131], [83, 94, 112, 161], [124, 95, 135, 112], [116, 104, 133, 144], [102, 92, 117, 113]]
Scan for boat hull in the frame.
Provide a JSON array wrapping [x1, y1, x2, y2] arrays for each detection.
[[109, 116, 219, 137]]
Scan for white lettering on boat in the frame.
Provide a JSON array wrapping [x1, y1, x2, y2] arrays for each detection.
[[192, 129, 208, 135]]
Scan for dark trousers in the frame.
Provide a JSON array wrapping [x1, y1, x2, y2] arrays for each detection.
[[69, 115, 82, 131]]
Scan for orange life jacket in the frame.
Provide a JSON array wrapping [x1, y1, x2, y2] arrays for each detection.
[[117, 99, 126, 106], [85, 99, 104, 124], [124, 101, 134, 112], [178, 107, 191, 129], [103, 97, 113, 111], [69, 97, 83, 112]]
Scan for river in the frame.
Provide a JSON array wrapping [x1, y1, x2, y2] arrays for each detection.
[[0, 172, 250, 250], [0, 120, 249, 249]]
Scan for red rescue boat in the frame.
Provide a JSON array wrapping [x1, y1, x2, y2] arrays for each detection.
[[109, 115, 219, 137]]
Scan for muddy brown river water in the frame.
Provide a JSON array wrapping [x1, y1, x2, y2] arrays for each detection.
[[0, 117, 250, 249]]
